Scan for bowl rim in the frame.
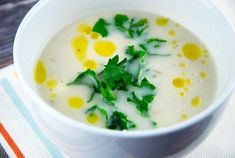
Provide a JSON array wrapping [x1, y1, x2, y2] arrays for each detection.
[[13, 0, 235, 138]]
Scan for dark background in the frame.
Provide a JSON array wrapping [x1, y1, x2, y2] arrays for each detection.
[[0, 0, 38, 68]]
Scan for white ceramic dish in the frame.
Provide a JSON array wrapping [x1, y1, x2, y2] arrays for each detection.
[[14, 0, 235, 157]]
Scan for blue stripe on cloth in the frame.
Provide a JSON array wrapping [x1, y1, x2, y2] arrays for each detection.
[[0, 142, 10, 158], [0, 79, 63, 158]]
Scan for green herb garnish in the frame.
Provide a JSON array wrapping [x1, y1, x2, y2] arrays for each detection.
[[128, 18, 148, 38], [127, 92, 155, 117], [106, 111, 136, 130], [92, 18, 109, 37], [126, 45, 146, 59], [139, 38, 170, 56], [100, 81, 117, 105], [67, 13, 171, 130], [86, 105, 136, 130], [102, 55, 132, 91], [114, 14, 129, 31], [85, 105, 108, 120]]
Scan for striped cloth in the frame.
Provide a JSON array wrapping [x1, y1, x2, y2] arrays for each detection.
[[0, 65, 65, 158]]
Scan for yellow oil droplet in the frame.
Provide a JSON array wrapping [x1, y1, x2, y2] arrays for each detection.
[[34, 60, 47, 84], [186, 79, 191, 85], [168, 30, 176, 36], [171, 40, 178, 45], [184, 88, 188, 92], [179, 63, 186, 68], [181, 113, 189, 120], [200, 72, 207, 79], [179, 92, 185, 97], [182, 43, 202, 60], [46, 80, 58, 89], [172, 78, 186, 88], [201, 60, 206, 65], [83, 59, 97, 70], [191, 96, 201, 107], [90, 32, 100, 39], [68, 97, 84, 109], [77, 24, 92, 35], [49, 93, 57, 99], [204, 54, 209, 58], [177, 53, 183, 58], [71, 35, 88, 61], [156, 18, 169, 26], [204, 49, 208, 54], [86, 113, 99, 124], [94, 40, 116, 57]]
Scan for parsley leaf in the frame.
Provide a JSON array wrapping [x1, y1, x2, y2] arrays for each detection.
[[100, 81, 117, 105], [127, 92, 155, 117], [86, 105, 136, 130], [139, 38, 170, 56], [114, 14, 129, 31], [102, 55, 132, 91], [126, 45, 146, 59], [128, 18, 148, 38], [85, 105, 108, 120], [106, 111, 136, 130], [140, 78, 156, 90], [92, 18, 109, 37], [67, 69, 100, 102], [67, 69, 99, 89]]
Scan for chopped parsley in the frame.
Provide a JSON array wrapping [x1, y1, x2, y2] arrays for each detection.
[[86, 105, 136, 130], [114, 14, 129, 31], [67, 13, 170, 130], [92, 18, 109, 37]]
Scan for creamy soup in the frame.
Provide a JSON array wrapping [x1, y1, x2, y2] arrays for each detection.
[[34, 11, 217, 130]]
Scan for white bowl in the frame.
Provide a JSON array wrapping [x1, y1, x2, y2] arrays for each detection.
[[14, 0, 235, 157]]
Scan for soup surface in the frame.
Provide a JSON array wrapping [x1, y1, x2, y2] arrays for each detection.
[[34, 11, 217, 130]]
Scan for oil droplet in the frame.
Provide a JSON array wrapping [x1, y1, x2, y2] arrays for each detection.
[[71, 35, 88, 61], [184, 88, 188, 92], [191, 96, 201, 107], [171, 40, 178, 45], [168, 30, 176, 36], [46, 80, 58, 89], [177, 53, 183, 58], [94, 40, 116, 57], [199, 72, 207, 79], [179, 92, 185, 97], [181, 113, 189, 120], [182, 43, 202, 60], [90, 32, 100, 39], [49, 93, 57, 99], [156, 18, 169, 26], [68, 97, 84, 109], [77, 24, 92, 35], [172, 78, 186, 88], [179, 63, 186, 68], [34, 60, 47, 84], [83, 59, 97, 70], [204, 54, 209, 58], [86, 113, 99, 124], [201, 60, 206, 65], [186, 79, 191, 85]]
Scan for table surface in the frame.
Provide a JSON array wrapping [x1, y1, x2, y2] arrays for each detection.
[[0, 0, 38, 68]]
